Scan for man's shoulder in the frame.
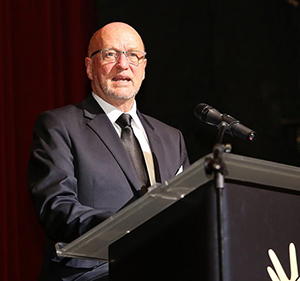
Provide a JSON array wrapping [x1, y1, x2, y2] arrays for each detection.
[[42, 102, 82, 116], [39, 95, 95, 120], [140, 113, 181, 134], [41, 94, 102, 118], [34, 101, 85, 130]]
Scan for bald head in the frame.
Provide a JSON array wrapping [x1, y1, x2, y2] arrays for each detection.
[[88, 22, 145, 57]]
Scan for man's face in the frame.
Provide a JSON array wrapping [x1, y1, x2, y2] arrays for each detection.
[[85, 24, 147, 108]]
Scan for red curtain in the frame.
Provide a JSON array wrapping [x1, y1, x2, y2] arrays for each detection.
[[0, 1, 96, 280]]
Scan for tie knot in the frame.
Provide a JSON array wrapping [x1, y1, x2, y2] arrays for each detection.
[[116, 113, 132, 129]]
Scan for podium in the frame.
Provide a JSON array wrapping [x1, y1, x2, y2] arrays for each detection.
[[56, 153, 300, 281]]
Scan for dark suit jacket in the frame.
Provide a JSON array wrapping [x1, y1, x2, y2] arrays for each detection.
[[28, 94, 189, 279]]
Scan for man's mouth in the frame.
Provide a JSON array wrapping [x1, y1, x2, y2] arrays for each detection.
[[112, 75, 131, 82]]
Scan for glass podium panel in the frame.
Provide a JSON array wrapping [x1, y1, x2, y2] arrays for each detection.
[[56, 153, 300, 261]]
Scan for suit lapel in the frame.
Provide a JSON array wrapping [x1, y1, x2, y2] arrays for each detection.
[[138, 111, 169, 183], [81, 95, 141, 192]]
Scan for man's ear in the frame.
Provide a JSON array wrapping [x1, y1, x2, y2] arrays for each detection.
[[85, 57, 93, 80]]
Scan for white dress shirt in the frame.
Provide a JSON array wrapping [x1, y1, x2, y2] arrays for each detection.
[[92, 92, 156, 185]]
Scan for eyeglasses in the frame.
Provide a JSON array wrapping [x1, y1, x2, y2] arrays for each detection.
[[89, 48, 147, 66]]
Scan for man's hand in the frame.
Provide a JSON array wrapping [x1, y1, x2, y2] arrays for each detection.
[[267, 243, 300, 281]]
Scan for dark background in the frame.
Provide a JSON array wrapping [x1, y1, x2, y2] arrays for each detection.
[[1, 0, 299, 280], [96, 0, 300, 165]]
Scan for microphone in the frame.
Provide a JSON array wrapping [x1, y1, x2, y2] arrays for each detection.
[[194, 103, 256, 141]]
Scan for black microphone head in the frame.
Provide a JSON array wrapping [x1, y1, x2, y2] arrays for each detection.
[[194, 103, 212, 122], [194, 103, 222, 126]]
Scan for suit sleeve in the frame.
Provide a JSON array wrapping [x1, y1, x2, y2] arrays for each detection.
[[27, 111, 113, 243]]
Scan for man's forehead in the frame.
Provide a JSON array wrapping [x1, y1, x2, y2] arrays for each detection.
[[100, 29, 143, 48], [88, 23, 145, 55]]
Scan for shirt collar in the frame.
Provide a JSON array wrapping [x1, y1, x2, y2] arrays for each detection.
[[92, 92, 140, 125]]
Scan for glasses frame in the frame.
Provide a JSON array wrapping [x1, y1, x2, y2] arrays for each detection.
[[89, 48, 147, 66]]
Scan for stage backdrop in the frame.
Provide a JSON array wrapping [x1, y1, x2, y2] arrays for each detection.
[[0, 1, 96, 280]]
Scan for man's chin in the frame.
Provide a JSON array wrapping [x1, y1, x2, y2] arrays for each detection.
[[106, 91, 136, 101]]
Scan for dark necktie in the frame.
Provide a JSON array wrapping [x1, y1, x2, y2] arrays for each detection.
[[116, 113, 150, 193]]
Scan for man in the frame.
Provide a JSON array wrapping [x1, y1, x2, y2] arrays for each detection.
[[28, 22, 189, 280]]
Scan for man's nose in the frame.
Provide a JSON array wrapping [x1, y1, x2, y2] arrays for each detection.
[[115, 52, 129, 69]]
